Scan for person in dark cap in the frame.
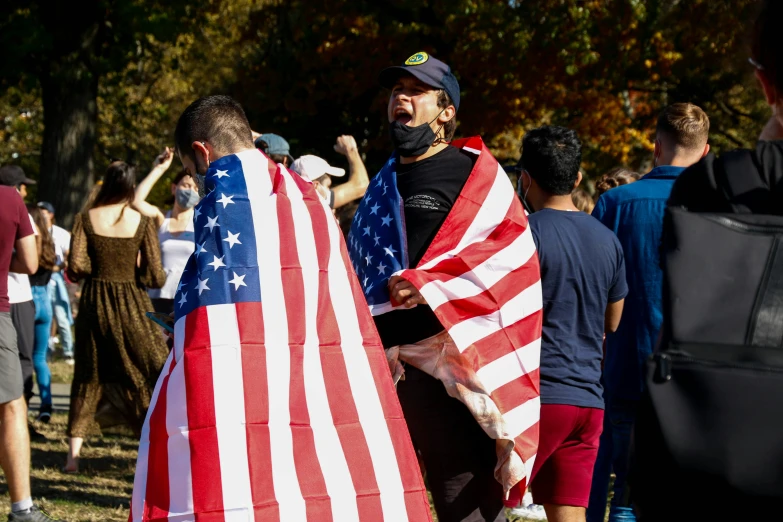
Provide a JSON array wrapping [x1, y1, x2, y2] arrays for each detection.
[[353, 52, 507, 522], [254, 132, 294, 167], [0, 166, 38, 420], [0, 165, 37, 201]]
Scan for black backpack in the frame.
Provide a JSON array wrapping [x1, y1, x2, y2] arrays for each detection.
[[632, 199, 783, 517]]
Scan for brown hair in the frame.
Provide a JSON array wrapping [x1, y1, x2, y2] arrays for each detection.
[[173, 169, 195, 186], [27, 205, 56, 271], [595, 167, 641, 198], [752, 0, 783, 94], [437, 90, 458, 141], [656, 103, 710, 150], [571, 188, 595, 214]]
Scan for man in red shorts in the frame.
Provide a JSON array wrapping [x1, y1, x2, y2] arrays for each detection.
[[516, 126, 627, 522]]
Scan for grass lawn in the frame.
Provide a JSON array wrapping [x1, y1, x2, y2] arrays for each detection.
[[0, 412, 136, 521], [2, 360, 540, 521]]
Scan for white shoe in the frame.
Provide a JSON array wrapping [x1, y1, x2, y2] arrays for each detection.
[[508, 503, 547, 521]]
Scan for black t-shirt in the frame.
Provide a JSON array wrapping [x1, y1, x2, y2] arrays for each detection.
[[373, 146, 475, 348]]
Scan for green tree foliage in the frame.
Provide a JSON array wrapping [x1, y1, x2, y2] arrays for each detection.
[[237, 0, 766, 178], [0, 0, 769, 224]]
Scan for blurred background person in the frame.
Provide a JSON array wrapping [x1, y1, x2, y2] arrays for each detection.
[[254, 132, 294, 167], [290, 135, 370, 211], [64, 161, 168, 473], [0, 166, 40, 439], [588, 103, 710, 522], [594, 167, 641, 200], [25, 205, 56, 424], [36, 201, 74, 364], [572, 188, 595, 214], [132, 147, 197, 315]]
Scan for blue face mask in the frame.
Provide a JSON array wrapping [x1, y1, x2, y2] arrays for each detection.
[[175, 188, 200, 209]]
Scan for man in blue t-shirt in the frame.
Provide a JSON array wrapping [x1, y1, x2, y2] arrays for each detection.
[[516, 126, 627, 522], [588, 103, 710, 522]]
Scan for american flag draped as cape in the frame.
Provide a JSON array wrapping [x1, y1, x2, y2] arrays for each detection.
[[129, 148, 432, 521], [348, 136, 543, 498]]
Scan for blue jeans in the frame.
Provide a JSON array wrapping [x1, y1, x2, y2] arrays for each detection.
[[31, 285, 52, 407], [48, 272, 73, 357], [586, 400, 637, 522]]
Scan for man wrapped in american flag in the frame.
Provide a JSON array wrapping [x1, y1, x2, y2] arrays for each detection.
[[128, 95, 433, 521], [348, 53, 543, 522]]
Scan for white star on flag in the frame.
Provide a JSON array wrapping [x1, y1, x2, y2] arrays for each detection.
[[177, 280, 186, 293], [204, 215, 220, 232], [370, 203, 380, 215], [223, 230, 242, 249], [363, 226, 371, 236], [178, 291, 188, 307], [381, 214, 393, 227], [195, 242, 208, 256], [213, 169, 230, 179], [196, 277, 210, 296], [384, 244, 398, 257], [228, 271, 247, 291], [365, 254, 373, 265], [373, 234, 381, 246], [377, 262, 387, 275], [207, 255, 226, 271], [194, 206, 202, 221], [216, 193, 235, 208], [357, 215, 363, 227]]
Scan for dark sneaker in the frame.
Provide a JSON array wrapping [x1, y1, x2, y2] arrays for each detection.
[[28, 423, 46, 442], [36, 404, 52, 424], [7, 506, 66, 521]]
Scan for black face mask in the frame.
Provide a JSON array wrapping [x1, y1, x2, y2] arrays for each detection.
[[389, 110, 445, 157]]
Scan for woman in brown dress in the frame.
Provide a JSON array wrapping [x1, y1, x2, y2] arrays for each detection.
[[64, 161, 168, 472]]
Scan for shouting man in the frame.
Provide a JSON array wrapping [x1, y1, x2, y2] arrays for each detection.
[[349, 53, 543, 522]]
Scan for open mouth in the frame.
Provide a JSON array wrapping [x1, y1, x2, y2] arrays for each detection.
[[394, 107, 413, 125]]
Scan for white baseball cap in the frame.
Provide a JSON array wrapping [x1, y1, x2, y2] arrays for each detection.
[[290, 155, 345, 181]]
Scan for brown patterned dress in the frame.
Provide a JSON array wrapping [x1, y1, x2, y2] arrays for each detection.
[[66, 212, 169, 438]]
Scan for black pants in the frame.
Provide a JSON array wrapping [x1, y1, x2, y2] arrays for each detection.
[[397, 365, 505, 522], [11, 300, 35, 403]]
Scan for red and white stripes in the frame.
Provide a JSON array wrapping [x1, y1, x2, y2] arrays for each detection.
[[130, 149, 431, 522], [398, 136, 543, 492]]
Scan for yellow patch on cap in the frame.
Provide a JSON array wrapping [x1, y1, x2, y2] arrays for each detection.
[[404, 52, 429, 66]]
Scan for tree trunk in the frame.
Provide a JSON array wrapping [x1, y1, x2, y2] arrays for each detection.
[[39, 68, 98, 230]]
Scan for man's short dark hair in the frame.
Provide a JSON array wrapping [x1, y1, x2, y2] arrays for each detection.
[[437, 90, 457, 141], [656, 103, 710, 151], [519, 126, 582, 196], [174, 95, 254, 161]]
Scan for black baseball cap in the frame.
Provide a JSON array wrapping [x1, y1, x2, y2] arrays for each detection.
[[37, 201, 55, 214], [0, 165, 36, 187], [379, 52, 461, 111]]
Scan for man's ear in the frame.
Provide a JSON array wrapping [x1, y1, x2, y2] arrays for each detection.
[[702, 143, 710, 158], [437, 105, 456, 125], [191, 140, 214, 165], [653, 138, 661, 161], [574, 170, 584, 189]]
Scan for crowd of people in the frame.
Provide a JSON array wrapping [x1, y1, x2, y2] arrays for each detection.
[[0, 1, 781, 521]]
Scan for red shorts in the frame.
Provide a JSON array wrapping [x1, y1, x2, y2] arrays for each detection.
[[529, 404, 604, 507]]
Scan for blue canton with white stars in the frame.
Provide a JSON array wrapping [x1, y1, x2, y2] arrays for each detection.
[[174, 153, 262, 320], [348, 155, 409, 309]]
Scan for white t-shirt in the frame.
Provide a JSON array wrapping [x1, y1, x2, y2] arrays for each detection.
[[50, 224, 71, 266], [8, 214, 37, 304]]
